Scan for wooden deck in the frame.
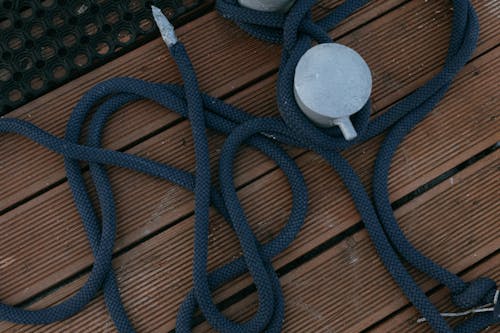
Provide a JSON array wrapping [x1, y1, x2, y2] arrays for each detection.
[[0, 0, 498, 332]]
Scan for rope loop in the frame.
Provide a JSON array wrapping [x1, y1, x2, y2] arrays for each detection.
[[452, 278, 497, 309], [0, 1, 497, 333], [215, 1, 498, 332]]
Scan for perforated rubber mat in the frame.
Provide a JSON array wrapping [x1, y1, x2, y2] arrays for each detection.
[[0, 0, 206, 115]]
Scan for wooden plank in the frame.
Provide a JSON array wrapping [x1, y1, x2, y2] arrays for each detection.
[[1, 2, 497, 300], [0, 0, 492, 220], [369, 254, 499, 333], [2, 0, 496, 282], [2, 0, 497, 211], [0, 0, 406, 210], [0, 33, 497, 308], [0, 143, 497, 332], [191, 151, 500, 333], [0, 0, 496, 330]]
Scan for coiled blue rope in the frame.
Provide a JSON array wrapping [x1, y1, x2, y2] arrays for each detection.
[[0, 0, 497, 332]]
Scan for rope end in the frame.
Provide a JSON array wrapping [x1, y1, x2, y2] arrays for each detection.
[[417, 290, 500, 324], [151, 5, 178, 48]]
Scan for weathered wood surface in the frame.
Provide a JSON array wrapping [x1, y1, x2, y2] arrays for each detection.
[[0, 0, 498, 332]]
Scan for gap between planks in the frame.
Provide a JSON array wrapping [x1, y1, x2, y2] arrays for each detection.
[[0, 0, 498, 308], [190, 151, 500, 333], [368, 253, 499, 333], [0, 0, 498, 330], [5, 0, 482, 210], [0, 42, 497, 310], [1, 144, 497, 333]]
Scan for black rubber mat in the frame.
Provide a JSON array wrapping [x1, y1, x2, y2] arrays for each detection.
[[0, 0, 207, 115]]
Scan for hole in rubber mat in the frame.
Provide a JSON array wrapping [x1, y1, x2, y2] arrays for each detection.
[[0, 0, 207, 115]]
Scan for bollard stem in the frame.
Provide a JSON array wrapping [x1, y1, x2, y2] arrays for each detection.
[[334, 116, 357, 141]]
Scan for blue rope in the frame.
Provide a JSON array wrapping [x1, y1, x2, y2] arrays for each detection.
[[0, 0, 497, 332]]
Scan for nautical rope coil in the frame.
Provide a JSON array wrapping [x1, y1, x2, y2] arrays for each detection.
[[0, 1, 498, 332]]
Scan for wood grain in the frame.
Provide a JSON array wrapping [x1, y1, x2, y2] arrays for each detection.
[[0, 0, 498, 332], [0, 0, 405, 210], [189, 151, 499, 333], [2, 0, 498, 210], [1, 38, 497, 309], [369, 254, 499, 333], [1, 144, 497, 333], [0, 0, 495, 303]]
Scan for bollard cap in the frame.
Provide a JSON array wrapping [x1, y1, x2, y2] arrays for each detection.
[[238, 0, 296, 12], [293, 43, 372, 140]]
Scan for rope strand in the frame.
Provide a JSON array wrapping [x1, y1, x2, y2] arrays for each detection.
[[0, 1, 497, 333]]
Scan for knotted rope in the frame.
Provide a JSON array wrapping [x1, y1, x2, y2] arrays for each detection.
[[0, 1, 497, 333]]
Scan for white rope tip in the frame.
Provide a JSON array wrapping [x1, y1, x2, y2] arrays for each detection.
[[417, 289, 499, 323], [151, 5, 178, 48], [417, 304, 497, 324]]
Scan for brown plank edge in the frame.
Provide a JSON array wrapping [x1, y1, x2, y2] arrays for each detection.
[[0, 53, 496, 328], [2, 0, 498, 211], [0, 1, 498, 330], [189, 151, 499, 332], [0, 0, 407, 210], [0, 140, 497, 332], [0, 33, 498, 315], [369, 253, 499, 333], [0, 0, 498, 312]]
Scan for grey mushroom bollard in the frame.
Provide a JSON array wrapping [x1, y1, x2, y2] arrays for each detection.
[[293, 43, 372, 141], [238, 0, 296, 12]]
